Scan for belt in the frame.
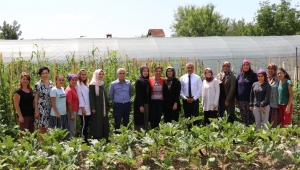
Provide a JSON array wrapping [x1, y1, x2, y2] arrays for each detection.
[[186, 96, 194, 98], [114, 102, 130, 104]]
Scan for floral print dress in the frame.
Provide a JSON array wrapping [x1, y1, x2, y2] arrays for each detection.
[[34, 80, 54, 128]]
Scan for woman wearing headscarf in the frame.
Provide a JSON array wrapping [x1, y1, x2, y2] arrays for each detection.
[[236, 59, 258, 126], [89, 69, 110, 141], [163, 66, 181, 123], [216, 61, 236, 123], [134, 66, 150, 131], [202, 68, 220, 125], [65, 74, 79, 139], [267, 63, 281, 128]]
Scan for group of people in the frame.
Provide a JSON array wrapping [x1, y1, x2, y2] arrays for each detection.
[[13, 59, 293, 142], [203, 60, 293, 130], [14, 67, 110, 142]]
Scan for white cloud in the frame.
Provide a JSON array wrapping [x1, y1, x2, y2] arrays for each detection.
[[55, 12, 94, 21]]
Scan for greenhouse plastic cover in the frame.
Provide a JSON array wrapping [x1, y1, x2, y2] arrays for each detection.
[[0, 36, 299, 72]]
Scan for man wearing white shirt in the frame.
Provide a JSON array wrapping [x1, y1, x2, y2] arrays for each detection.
[[180, 63, 202, 126]]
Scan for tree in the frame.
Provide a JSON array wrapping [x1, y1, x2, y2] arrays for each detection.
[[170, 4, 230, 37], [225, 19, 257, 36], [0, 20, 22, 39], [255, 0, 300, 35]]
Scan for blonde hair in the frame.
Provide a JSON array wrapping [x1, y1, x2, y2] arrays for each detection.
[[77, 69, 88, 85]]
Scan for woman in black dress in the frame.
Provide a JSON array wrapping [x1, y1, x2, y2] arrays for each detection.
[[134, 66, 150, 131], [89, 69, 110, 140], [163, 66, 181, 123], [14, 72, 35, 137]]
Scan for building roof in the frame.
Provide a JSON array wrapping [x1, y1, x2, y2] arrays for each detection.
[[147, 29, 165, 37]]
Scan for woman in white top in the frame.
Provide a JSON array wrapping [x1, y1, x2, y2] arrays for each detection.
[[76, 69, 91, 144], [202, 68, 220, 125]]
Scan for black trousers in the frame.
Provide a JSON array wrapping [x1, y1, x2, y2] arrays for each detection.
[[183, 99, 199, 127], [79, 115, 91, 142], [204, 110, 218, 125], [164, 108, 179, 123]]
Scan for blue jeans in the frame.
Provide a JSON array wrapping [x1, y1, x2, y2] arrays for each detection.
[[113, 102, 130, 130], [150, 100, 163, 129]]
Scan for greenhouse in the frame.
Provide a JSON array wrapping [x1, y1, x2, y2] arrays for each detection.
[[0, 36, 299, 75]]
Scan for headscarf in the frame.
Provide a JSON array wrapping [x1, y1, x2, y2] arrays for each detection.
[[240, 59, 254, 82], [204, 68, 214, 83], [67, 74, 77, 82], [165, 66, 176, 88], [257, 69, 267, 82], [267, 63, 278, 85], [89, 69, 104, 96], [139, 66, 149, 82], [217, 61, 233, 83], [139, 66, 150, 93]]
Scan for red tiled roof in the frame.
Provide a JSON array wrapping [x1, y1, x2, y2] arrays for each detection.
[[147, 29, 165, 37]]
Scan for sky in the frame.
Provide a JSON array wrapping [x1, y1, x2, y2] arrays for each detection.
[[0, 0, 299, 39]]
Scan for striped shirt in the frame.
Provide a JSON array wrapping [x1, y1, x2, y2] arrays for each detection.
[[151, 79, 163, 100]]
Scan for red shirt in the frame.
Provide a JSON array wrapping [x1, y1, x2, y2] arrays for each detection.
[[65, 86, 79, 112]]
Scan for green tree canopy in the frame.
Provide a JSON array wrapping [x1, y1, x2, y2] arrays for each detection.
[[170, 4, 230, 37], [170, 0, 300, 36], [255, 0, 300, 35], [0, 20, 22, 40]]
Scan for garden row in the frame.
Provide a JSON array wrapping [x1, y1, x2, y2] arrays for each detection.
[[0, 118, 300, 169]]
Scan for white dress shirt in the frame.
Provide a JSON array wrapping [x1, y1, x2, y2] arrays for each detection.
[[201, 78, 220, 111], [180, 73, 202, 100], [76, 82, 91, 115]]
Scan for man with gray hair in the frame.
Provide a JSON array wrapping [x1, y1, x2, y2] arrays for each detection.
[[109, 68, 132, 130], [180, 63, 202, 127]]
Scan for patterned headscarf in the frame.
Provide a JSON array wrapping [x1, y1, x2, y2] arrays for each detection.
[[165, 66, 176, 88], [139, 66, 149, 82], [217, 61, 233, 83], [89, 69, 104, 96], [267, 63, 278, 86], [204, 68, 214, 83], [257, 69, 267, 82], [139, 66, 150, 93]]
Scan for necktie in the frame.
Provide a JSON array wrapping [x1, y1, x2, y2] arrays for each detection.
[[188, 75, 192, 97]]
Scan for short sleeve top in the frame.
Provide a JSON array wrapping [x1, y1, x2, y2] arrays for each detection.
[[278, 79, 292, 105], [50, 87, 67, 116], [14, 89, 34, 116]]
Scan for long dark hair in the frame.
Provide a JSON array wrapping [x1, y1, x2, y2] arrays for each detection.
[[278, 68, 291, 80], [37, 66, 50, 76]]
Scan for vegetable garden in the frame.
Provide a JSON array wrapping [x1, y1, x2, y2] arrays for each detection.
[[0, 46, 300, 169]]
